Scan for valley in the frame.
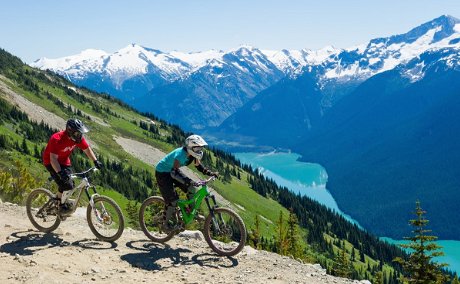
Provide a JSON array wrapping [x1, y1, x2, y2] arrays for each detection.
[[30, 15, 460, 240]]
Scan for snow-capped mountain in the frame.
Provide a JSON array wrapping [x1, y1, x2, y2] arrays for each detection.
[[314, 15, 460, 82], [32, 44, 316, 84], [32, 44, 316, 129], [31, 44, 314, 98], [132, 45, 287, 130], [31, 15, 460, 131]]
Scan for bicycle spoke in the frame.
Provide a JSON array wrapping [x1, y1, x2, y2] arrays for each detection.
[[139, 196, 175, 242], [87, 196, 124, 242], [203, 207, 246, 256], [26, 188, 61, 233]]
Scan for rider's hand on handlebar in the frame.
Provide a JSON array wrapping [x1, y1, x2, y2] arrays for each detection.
[[57, 170, 70, 182], [209, 171, 219, 178], [94, 160, 103, 170], [191, 181, 201, 187]]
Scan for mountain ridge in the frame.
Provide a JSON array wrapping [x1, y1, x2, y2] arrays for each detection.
[[31, 15, 460, 131]]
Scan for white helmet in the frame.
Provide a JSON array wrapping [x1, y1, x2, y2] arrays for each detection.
[[185, 134, 208, 160]]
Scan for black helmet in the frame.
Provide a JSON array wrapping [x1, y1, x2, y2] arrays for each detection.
[[66, 118, 89, 143]]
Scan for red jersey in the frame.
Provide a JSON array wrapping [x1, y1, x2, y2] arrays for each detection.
[[42, 130, 89, 166]]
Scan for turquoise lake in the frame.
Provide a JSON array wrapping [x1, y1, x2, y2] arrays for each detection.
[[234, 151, 460, 274]]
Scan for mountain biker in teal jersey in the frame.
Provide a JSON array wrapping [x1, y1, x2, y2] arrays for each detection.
[[155, 134, 219, 232]]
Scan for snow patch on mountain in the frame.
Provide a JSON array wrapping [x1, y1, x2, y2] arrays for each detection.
[[170, 49, 223, 69], [321, 21, 460, 82], [30, 15, 460, 97]]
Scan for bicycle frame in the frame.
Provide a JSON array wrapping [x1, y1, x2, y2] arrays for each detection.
[[54, 168, 100, 214], [176, 178, 218, 224]]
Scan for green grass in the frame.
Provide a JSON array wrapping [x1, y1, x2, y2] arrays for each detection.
[[211, 176, 289, 236]]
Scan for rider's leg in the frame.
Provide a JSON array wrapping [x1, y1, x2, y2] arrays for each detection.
[[183, 184, 205, 221], [156, 171, 181, 231], [46, 165, 74, 214], [163, 201, 177, 226]]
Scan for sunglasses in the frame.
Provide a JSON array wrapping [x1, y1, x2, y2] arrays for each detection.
[[70, 130, 83, 140], [192, 146, 203, 152]]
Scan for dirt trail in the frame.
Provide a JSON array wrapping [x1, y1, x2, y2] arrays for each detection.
[[0, 201, 371, 284], [0, 76, 100, 146], [0, 75, 66, 131]]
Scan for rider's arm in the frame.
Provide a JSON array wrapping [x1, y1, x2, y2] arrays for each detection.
[[83, 147, 97, 162], [50, 153, 62, 173], [195, 159, 218, 177], [170, 159, 193, 186]]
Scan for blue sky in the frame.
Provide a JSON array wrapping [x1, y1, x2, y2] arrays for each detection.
[[1, 0, 460, 63]]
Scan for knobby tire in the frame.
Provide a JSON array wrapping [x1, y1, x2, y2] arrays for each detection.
[[26, 188, 61, 233], [86, 195, 124, 242], [203, 207, 246, 256]]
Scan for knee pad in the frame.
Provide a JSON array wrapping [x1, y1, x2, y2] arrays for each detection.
[[58, 179, 74, 193]]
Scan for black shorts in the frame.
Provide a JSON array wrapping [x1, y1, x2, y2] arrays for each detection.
[[45, 165, 74, 193], [155, 171, 188, 205]]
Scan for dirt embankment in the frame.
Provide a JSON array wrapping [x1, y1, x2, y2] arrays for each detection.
[[0, 75, 66, 131], [0, 201, 371, 284], [0, 76, 101, 147]]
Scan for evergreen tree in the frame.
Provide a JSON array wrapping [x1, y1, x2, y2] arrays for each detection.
[[394, 200, 448, 283], [275, 211, 288, 255], [21, 137, 30, 155], [125, 200, 140, 229], [360, 250, 366, 263], [249, 214, 261, 249], [451, 274, 460, 284], [0, 134, 7, 148], [34, 144, 41, 159], [334, 247, 352, 278], [286, 209, 302, 258], [0, 160, 38, 204]]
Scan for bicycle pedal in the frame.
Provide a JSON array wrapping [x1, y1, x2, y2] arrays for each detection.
[[174, 225, 185, 233], [195, 214, 206, 222]]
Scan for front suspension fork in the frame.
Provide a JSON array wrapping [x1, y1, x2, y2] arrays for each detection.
[[205, 195, 223, 230], [86, 186, 105, 222]]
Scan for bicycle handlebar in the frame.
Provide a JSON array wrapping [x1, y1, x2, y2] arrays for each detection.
[[195, 176, 216, 186], [71, 167, 98, 178]]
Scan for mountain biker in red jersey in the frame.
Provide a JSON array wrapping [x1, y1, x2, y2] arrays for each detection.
[[42, 118, 102, 215], [155, 134, 219, 232]]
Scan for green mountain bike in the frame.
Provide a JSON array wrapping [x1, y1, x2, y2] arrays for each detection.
[[139, 176, 247, 256]]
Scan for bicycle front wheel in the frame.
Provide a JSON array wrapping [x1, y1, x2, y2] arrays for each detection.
[[26, 188, 61, 233], [203, 207, 247, 256], [86, 196, 124, 242], [139, 196, 175, 243]]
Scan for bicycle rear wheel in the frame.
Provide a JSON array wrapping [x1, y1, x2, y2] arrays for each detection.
[[139, 196, 175, 243], [86, 196, 124, 242], [26, 188, 61, 233], [203, 207, 247, 256]]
